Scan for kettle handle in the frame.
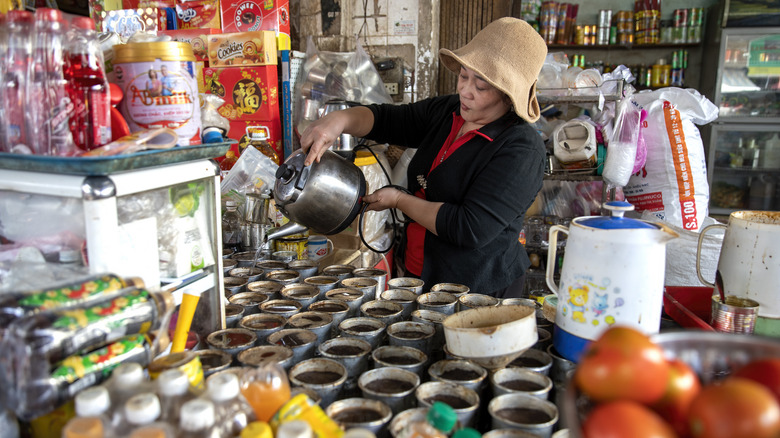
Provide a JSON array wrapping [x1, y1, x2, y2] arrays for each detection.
[[546, 225, 569, 295], [696, 223, 726, 288]]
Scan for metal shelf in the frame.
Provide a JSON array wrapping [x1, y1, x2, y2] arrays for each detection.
[[537, 79, 625, 105]]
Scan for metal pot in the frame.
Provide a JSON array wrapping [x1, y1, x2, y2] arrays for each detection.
[[274, 149, 367, 235], [319, 99, 358, 151]]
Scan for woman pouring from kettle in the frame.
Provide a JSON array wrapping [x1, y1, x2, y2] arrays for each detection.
[[300, 17, 547, 299]]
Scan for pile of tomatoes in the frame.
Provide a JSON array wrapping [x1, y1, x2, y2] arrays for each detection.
[[575, 326, 780, 438]]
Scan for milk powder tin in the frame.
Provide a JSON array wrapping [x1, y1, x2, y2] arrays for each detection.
[[113, 42, 202, 145]]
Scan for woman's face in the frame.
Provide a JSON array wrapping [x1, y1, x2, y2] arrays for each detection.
[[456, 66, 511, 125], [149, 70, 157, 79]]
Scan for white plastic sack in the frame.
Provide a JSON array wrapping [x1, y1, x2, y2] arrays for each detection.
[[623, 88, 718, 231], [642, 212, 724, 287]]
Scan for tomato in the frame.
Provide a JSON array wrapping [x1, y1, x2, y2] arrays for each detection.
[[582, 400, 677, 438], [653, 359, 701, 437], [575, 326, 670, 404], [733, 358, 780, 404], [688, 377, 780, 438]]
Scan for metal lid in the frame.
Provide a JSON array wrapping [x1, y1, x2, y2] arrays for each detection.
[[577, 201, 659, 230], [114, 41, 196, 63]]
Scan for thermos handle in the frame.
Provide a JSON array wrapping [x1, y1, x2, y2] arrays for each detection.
[[696, 223, 726, 288], [546, 225, 569, 295]]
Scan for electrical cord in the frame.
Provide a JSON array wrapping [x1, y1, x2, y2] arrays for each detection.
[[353, 143, 412, 254]]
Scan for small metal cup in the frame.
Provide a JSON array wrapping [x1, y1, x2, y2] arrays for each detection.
[[372, 346, 428, 376], [387, 277, 425, 295], [327, 397, 393, 438], [289, 358, 348, 408], [415, 381, 480, 428], [711, 294, 760, 334], [488, 393, 558, 437], [341, 277, 380, 302], [359, 367, 420, 415], [322, 264, 355, 281], [417, 292, 458, 315]]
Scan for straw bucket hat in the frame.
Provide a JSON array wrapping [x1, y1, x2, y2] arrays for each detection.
[[439, 17, 548, 123]]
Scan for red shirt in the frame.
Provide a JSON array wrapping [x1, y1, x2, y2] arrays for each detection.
[[404, 113, 491, 276]]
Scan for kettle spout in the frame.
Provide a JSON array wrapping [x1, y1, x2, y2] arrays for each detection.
[[267, 221, 309, 241], [653, 222, 680, 243]]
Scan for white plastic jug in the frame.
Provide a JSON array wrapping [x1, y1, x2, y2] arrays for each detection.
[[546, 201, 678, 362]]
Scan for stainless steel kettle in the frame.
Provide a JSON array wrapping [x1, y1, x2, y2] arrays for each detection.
[[273, 149, 367, 235]]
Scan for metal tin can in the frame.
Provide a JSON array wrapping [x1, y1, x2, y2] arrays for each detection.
[[148, 350, 205, 391], [113, 42, 202, 145]]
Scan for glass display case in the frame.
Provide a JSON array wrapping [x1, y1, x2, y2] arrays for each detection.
[[714, 28, 780, 122], [0, 157, 226, 340], [708, 124, 780, 214], [705, 27, 780, 214]]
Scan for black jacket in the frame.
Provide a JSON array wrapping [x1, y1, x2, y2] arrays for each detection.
[[366, 95, 545, 295]]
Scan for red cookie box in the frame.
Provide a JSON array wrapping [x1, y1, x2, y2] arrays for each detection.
[[207, 30, 277, 67], [220, 0, 290, 50], [158, 28, 221, 62], [227, 117, 283, 165], [174, 0, 221, 29], [203, 66, 279, 122]]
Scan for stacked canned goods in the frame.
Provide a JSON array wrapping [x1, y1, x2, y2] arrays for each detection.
[[634, 0, 660, 45], [616, 10, 634, 45], [688, 8, 704, 44], [539, 1, 560, 44], [597, 9, 612, 46]]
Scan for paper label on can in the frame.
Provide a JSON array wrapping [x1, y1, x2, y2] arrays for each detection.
[[115, 60, 202, 145]]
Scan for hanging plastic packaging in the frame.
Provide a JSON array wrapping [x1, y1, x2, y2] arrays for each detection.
[[602, 96, 642, 188]]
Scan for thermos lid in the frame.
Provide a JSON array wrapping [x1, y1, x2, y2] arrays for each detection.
[[577, 201, 659, 230]]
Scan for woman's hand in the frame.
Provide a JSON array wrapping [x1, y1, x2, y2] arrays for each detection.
[[363, 187, 404, 212], [298, 112, 347, 166], [298, 106, 375, 166]]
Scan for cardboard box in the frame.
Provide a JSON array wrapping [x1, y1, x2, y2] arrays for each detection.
[[227, 117, 283, 165], [220, 0, 290, 50], [174, 0, 221, 29], [207, 31, 277, 67], [101, 8, 165, 41], [203, 66, 279, 122], [89, 0, 123, 30], [158, 28, 221, 62]]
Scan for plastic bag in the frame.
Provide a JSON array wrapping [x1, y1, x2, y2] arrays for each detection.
[[641, 211, 724, 286], [624, 88, 719, 231], [602, 96, 643, 188], [221, 146, 278, 203], [293, 36, 392, 144]]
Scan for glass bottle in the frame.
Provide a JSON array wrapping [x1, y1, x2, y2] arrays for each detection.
[[63, 417, 105, 438], [64, 16, 111, 151], [179, 398, 219, 438], [219, 150, 238, 180], [156, 368, 192, 425], [244, 126, 279, 165], [2, 11, 33, 153], [75, 386, 112, 428], [206, 372, 255, 437], [124, 393, 162, 428], [27, 8, 75, 156], [239, 364, 291, 422], [222, 201, 242, 251]]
